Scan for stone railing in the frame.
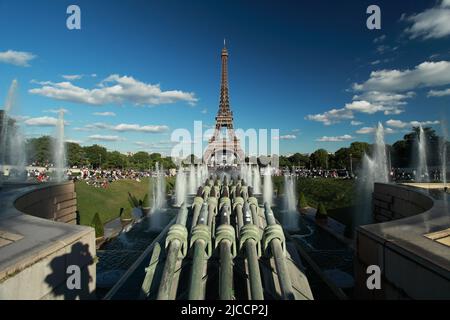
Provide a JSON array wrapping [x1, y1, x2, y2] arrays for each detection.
[[14, 181, 78, 224], [372, 183, 434, 222], [355, 183, 450, 299], [0, 181, 96, 300]]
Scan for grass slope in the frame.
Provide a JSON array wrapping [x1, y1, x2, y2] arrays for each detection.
[[75, 178, 151, 226]]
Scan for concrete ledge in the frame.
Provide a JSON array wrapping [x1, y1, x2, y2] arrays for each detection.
[[0, 181, 96, 300], [355, 183, 450, 299]]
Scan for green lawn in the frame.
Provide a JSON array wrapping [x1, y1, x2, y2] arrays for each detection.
[[295, 178, 356, 210], [75, 178, 152, 226]]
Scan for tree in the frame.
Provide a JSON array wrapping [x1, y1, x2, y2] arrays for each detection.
[[83, 144, 107, 168], [91, 212, 104, 238], [297, 192, 308, 212], [310, 149, 329, 169], [26, 136, 52, 165], [66, 142, 85, 167], [315, 202, 328, 220], [106, 151, 127, 168], [130, 151, 151, 169], [288, 153, 310, 168]]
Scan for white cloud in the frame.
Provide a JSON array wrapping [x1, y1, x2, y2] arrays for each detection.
[[376, 45, 398, 55], [89, 134, 123, 142], [316, 135, 353, 142], [0, 50, 36, 67], [93, 111, 116, 117], [350, 120, 363, 126], [386, 119, 440, 128], [428, 87, 450, 97], [353, 61, 450, 93], [356, 126, 395, 134], [43, 108, 69, 114], [305, 107, 353, 125], [66, 139, 82, 144], [113, 124, 169, 133], [403, 0, 450, 40], [29, 74, 198, 106], [353, 91, 414, 107], [201, 108, 207, 114], [274, 134, 296, 140], [62, 74, 83, 81], [373, 35, 386, 44], [83, 122, 168, 133], [306, 99, 403, 126], [24, 116, 59, 127], [344, 100, 385, 114]]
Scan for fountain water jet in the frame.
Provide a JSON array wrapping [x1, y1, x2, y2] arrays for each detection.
[[263, 165, 273, 207], [188, 164, 196, 194], [175, 166, 187, 206], [359, 122, 389, 225], [53, 109, 67, 182], [416, 125, 429, 182], [441, 121, 448, 187], [283, 173, 298, 230], [1, 80, 27, 181], [253, 165, 261, 194], [150, 162, 166, 230]]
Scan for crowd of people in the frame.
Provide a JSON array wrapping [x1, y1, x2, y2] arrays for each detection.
[[2, 165, 447, 185], [284, 168, 352, 179], [389, 168, 443, 182]]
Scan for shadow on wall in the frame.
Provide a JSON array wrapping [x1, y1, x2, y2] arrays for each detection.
[[45, 242, 95, 300]]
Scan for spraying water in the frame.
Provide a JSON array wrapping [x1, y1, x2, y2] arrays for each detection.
[[53, 109, 67, 182], [253, 165, 261, 194], [150, 162, 166, 230], [263, 165, 273, 207], [0, 80, 27, 180], [441, 121, 448, 187], [359, 122, 389, 224], [151, 162, 166, 212], [196, 164, 202, 189], [283, 173, 298, 230], [416, 125, 429, 182], [188, 164, 196, 194], [175, 166, 187, 206]]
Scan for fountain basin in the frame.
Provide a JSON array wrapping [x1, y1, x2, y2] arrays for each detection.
[[355, 183, 450, 299], [0, 181, 96, 299]]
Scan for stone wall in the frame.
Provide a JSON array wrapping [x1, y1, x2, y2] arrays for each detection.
[[0, 181, 96, 300], [372, 183, 433, 222], [354, 183, 450, 299], [14, 182, 77, 224]]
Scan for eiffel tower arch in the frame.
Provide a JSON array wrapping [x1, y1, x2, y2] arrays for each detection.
[[203, 42, 245, 166]]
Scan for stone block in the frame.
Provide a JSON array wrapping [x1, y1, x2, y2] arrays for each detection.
[[56, 199, 77, 211], [384, 247, 450, 299], [356, 232, 384, 267]]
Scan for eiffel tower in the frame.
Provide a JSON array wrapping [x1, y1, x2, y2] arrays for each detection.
[[203, 41, 245, 165]]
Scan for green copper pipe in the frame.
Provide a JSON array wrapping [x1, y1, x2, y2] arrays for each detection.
[[156, 240, 181, 300], [218, 204, 234, 300], [241, 203, 264, 300], [245, 239, 264, 300], [156, 204, 188, 300], [263, 203, 295, 300], [188, 239, 207, 300], [270, 239, 294, 300], [219, 240, 233, 300], [188, 204, 210, 300]]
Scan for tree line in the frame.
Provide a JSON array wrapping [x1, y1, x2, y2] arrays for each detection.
[[278, 127, 448, 171], [23, 127, 448, 171], [25, 136, 176, 170]]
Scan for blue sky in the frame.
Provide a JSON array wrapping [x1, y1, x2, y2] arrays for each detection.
[[0, 0, 450, 156]]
